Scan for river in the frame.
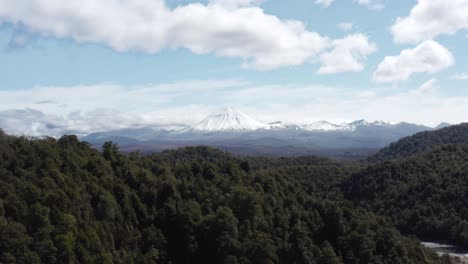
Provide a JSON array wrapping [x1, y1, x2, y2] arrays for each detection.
[[422, 242, 468, 263]]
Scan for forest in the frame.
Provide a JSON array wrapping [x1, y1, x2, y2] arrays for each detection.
[[345, 144, 468, 249], [370, 123, 468, 161], [2, 123, 468, 263]]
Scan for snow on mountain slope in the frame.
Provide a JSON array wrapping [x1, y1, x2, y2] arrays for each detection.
[[349, 119, 390, 127], [297, 120, 393, 132], [264, 121, 300, 130], [190, 110, 398, 133], [263, 121, 287, 130], [191, 107, 267, 132], [300, 121, 347, 131], [345, 120, 391, 131]]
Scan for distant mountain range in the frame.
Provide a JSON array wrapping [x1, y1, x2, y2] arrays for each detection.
[[81, 107, 452, 158], [179, 107, 418, 133]]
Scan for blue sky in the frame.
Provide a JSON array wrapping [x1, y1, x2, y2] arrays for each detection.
[[0, 0, 467, 136]]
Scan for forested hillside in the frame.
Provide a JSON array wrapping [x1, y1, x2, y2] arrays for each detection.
[[371, 123, 468, 161], [345, 144, 468, 249], [0, 130, 443, 263]]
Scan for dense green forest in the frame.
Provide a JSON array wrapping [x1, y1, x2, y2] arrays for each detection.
[[0, 129, 443, 263], [371, 123, 468, 161], [340, 122, 468, 251], [344, 144, 468, 249], [247, 156, 357, 197]]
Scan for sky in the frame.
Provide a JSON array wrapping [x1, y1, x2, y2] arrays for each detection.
[[0, 0, 468, 136]]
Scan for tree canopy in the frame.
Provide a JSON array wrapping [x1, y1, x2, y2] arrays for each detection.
[[0, 132, 443, 263]]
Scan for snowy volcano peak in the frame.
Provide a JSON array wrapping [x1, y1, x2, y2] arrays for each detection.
[[192, 107, 266, 132]]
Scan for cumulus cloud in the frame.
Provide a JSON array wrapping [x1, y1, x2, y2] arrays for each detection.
[[391, 0, 468, 44], [314, 0, 334, 7], [0, 0, 378, 72], [452, 73, 468, 80], [0, 0, 322, 70], [373, 40, 454, 83], [318, 34, 377, 74]]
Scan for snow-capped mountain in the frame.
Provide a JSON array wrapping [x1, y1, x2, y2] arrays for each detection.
[[345, 120, 392, 131], [264, 121, 300, 130], [187, 108, 408, 133], [81, 107, 440, 156], [299, 121, 348, 131], [266, 121, 285, 129], [191, 107, 266, 132], [295, 120, 392, 132], [348, 119, 390, 127]]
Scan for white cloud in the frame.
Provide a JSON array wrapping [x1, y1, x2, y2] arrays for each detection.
[[0, 0, 377, 72], [0, 0, 320, 70], [355, 0, 385, 10], [0, 80, 256, 136], [0, 108, 147, 137], [373, 40, 454, 83], [0, 80, 247, 113], [318, 34, 377, 74], [1, 80, 468, 136], [452, 73, 468, 80], [314, 0, 334, 7], [338, 22, 353, 31], [391, 0, 468, 44]]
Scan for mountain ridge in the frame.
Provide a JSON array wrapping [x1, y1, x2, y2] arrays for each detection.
[[186, 108, 431, 133], [77, 107, 444, 157], [370, 122, 468, 161]]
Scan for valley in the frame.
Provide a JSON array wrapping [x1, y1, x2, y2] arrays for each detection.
[[2, 122, 468, 263], [2, 0, 467, 263], [422, 243, 468, 264]]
